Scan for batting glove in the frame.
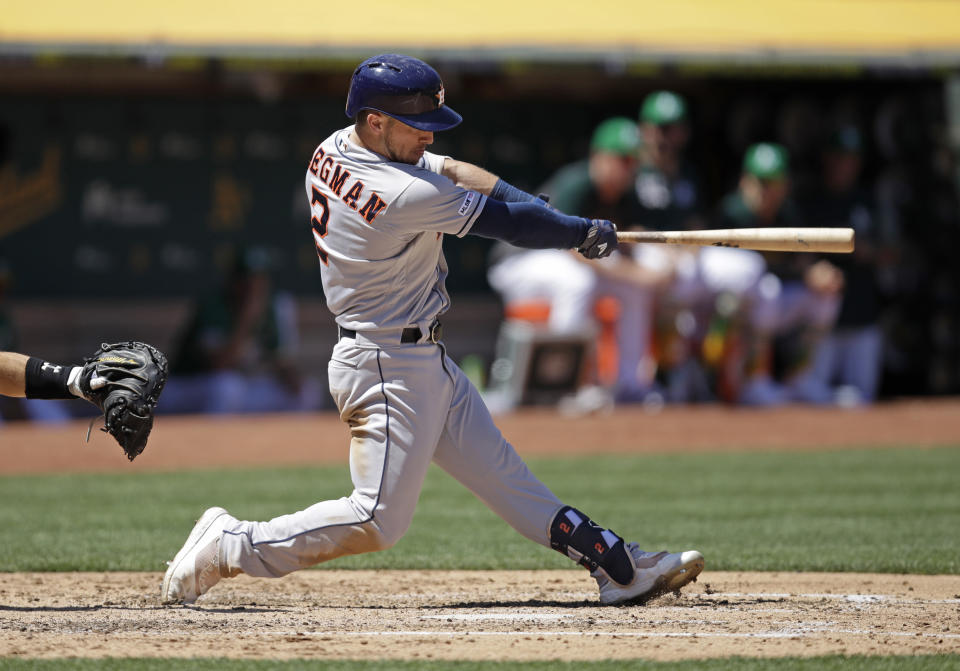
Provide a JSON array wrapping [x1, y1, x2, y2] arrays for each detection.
[[577, 219, 618, 259]]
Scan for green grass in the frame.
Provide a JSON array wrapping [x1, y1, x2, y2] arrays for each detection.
[[0, 656, 958, 670], [0, 447, 957, 573]]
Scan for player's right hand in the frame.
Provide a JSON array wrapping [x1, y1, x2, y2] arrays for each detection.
[[577, 219, 618, 259]]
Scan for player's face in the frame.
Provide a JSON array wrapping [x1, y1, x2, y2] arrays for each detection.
[[382, 117, 434, 164], [742, 175, 789, 221], [590, 152, 637, 202], [642, 122, 689, 164]]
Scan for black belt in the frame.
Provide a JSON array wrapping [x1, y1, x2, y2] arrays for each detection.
[[339, 321, 443, 344]]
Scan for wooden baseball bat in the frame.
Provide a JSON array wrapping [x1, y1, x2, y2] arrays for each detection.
[[615, 227, 854, 253]]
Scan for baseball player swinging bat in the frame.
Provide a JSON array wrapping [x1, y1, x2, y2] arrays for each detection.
[[161, 52, 707, 609], [616, 227, 855, 253]]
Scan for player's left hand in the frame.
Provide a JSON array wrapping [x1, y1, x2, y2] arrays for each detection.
[[79, 341, 169, 461], [577, 219, 618, 259]]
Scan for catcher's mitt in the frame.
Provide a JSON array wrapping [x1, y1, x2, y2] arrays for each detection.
[[79, 341, 168, 461]]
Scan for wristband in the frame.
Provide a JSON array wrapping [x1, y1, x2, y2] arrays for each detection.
[[24, 357, 80, 400]]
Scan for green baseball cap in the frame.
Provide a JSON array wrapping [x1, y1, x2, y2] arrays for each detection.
[[640, 91, 687, 125], [743, 143, 789, 179], [590, 117, 641, 156]]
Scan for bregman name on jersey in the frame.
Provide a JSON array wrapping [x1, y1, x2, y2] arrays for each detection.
[[309, 146, 388, 223]]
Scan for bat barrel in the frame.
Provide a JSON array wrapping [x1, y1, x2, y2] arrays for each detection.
[[615, 228, 855, 253]]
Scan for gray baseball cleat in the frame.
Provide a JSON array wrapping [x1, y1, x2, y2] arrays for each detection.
[[593, 543, 704, 605], [161, 506, 233, 605]]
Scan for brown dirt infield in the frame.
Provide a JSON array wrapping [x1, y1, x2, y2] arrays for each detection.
[[1, 400, 959, 662], [1, 571, 958, 661]]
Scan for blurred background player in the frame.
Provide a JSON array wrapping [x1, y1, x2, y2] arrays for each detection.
[[488, 117, 643, 335], [487, 117, 674, 404], [634, 91, 704, 232], [160, 247, 322, 414], [716, 143, 844, 405], [630, 90, 718, 402], [797, 126, 894, 404], [634, 238, 770, 404]]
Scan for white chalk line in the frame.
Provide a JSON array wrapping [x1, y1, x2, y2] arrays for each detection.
[[420, 613, 569, 622], [698, 592, 960, 604], [397, 592, 960, 605], [421, 614, 728, 626]]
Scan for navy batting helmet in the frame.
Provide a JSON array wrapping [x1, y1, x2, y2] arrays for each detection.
[[345, 54, 462, 132]]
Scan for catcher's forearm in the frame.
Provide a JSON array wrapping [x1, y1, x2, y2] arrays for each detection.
[[0, 351, 84, 399], [0, 352, 30, 397]]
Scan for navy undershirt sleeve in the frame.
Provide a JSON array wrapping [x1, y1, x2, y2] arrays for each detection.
[[469, 199, 590, 250], [490, 178, 539, 204]]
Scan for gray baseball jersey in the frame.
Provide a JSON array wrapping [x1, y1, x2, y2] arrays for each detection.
[[306, 127, 487, 333], [217, 127, 565, 578]]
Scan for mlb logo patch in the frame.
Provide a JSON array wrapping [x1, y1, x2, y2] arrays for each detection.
[[457, 191, 476, 216]]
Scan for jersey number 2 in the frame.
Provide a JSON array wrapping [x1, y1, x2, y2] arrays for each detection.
[[311, 186, 330, 265]]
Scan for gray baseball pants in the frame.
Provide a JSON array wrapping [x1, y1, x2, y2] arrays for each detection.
[[219, 333, 564, 577]]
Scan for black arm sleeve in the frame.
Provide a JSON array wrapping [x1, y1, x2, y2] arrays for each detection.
[[469, 199, 590, 250]]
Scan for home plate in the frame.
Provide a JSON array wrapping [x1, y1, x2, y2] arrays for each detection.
[[421, 613, 571, 622]]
